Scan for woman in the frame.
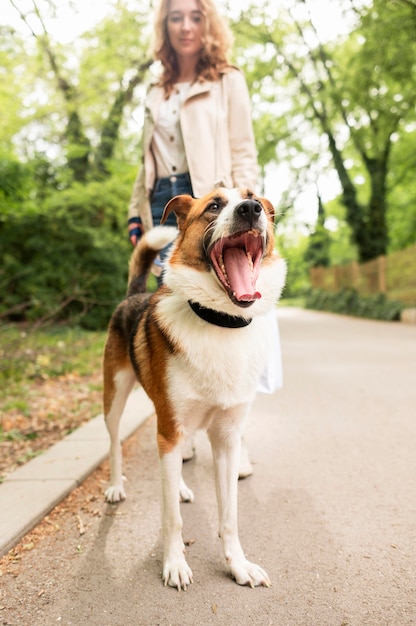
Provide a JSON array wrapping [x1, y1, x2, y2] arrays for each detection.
[[127, 0, 258, 267], [127, 0, 280, 474]]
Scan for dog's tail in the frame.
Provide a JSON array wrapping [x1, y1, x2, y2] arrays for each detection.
[[127, 225, 178, 296]]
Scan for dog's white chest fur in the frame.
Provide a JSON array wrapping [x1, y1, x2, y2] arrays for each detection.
[[158, 296, 273, 410]]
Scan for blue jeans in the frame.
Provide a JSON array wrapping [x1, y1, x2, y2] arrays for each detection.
[[151, 172, 193, 226], [150, 173, 193, 283]]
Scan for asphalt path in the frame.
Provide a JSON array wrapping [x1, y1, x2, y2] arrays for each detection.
[[2, 307, 416, 625]]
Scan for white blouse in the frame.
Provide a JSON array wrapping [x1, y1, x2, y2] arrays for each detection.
[[151, 82, 191, 178]]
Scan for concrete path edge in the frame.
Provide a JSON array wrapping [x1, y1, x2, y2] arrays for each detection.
[[0, 387, 155, 558]]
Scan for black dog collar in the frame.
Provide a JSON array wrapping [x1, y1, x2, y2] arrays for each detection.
[[188, 300, 252, 328]]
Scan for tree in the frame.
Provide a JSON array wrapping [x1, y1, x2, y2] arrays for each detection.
[[304, 193, 331, 268], [231, 0, 416, 262], [386, 127, 416, 251], [0, 25, 27, 149], [1, 1, 157, 327], [6, 0, 153, 183]]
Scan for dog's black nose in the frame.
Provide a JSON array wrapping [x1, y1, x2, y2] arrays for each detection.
[[235, 199, 262, 227]]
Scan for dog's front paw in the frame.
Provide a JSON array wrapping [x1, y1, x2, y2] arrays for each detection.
[[228, 557, 271, 588], [162, 557, 194, 590], [105, 484, 126, 503]]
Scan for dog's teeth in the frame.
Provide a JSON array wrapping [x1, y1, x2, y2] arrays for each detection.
[[246, 252, 253, 273], [219, 254, 230, 285]]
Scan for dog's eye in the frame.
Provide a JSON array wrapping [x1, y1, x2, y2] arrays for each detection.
[[206, 202, 220, 213]]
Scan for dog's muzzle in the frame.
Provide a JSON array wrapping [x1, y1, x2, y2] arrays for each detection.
[[209, 200, 266, 307]]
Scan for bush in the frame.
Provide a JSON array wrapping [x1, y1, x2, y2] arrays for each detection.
[[305, 288, 404, 321], [0, 179, 132, 329]]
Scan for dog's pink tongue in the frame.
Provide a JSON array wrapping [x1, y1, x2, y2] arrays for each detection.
[[223, 247, 260, 302]]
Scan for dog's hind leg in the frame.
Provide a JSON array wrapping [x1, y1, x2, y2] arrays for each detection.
[[179, 434, 195, 502], [179, 474, 194, 503], [208, 406, 271, 588], [238, 436, 253, 479], [159, 443, 194, 590], [181, 433, 195, 462], [104, 366, 136, 503]]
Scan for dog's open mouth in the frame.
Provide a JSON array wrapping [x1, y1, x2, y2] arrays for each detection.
[[209, 230, 264, 306]]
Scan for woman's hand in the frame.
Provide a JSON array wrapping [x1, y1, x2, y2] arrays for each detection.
[[128, 216, 144, 246]]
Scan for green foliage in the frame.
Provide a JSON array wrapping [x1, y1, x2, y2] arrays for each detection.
[[0, 150, 75, 213], [304, 224, 330, 268], [78, 3, 151, 103], [0, 153, 32, 211], [0, 175, 134, 329], [328, 0, 416, 261], [0, 26, 30, 144], [231, 0, 416, 263], [387, 126, 416, 252], [304, 198, 331, 268], [305, 288, 404, 321], [1, 0, 416, 327], [323, 196, 358, 266], [275, 230, 310, 298]]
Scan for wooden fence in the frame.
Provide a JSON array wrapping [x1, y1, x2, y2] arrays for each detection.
[[310, 245, 416, 306]]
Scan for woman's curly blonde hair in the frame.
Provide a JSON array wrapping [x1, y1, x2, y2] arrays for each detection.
[[151, 0, 234, 96]]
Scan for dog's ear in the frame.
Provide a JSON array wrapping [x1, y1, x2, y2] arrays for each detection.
[[259, 197, 275, 222], [161, 194, 194, 230]]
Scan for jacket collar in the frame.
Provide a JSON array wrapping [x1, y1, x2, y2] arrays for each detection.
[[146, 80, 214, 122]]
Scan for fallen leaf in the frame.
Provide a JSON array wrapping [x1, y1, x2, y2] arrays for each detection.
[[76, 514, 85, 536]]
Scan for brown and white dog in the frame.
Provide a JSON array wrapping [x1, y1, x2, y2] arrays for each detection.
[[103, 188, 286, 589]]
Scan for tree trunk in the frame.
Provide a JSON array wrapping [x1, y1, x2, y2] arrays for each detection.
[[40, 38, 91, 182], [65, 111, 91, 183], [360, 154, 389, 262], [94, 59, 153, 178]]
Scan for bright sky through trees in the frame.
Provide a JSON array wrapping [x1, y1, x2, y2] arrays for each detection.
[[2, 0, 361, 226]]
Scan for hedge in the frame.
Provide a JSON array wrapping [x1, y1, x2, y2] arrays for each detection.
[[305, 288, 404, 321], [0, 181, 132, 329]]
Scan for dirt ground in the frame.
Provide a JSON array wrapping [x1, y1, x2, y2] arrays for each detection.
[[0, 371, 102, 482]]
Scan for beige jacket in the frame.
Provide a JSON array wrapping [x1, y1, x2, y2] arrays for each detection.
[[127, 67, 258, 229]]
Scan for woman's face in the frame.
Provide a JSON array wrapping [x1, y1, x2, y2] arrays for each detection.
[[166, 0, 204, 62]]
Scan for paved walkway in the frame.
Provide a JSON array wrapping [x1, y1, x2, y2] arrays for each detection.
[[0, 388, 154, 556], [1, 308, 416, 625]]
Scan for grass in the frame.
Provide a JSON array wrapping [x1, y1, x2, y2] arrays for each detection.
[[0, 323, 107, 481], [0, 322, 106, 431], [0, 323, 106, 394]]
